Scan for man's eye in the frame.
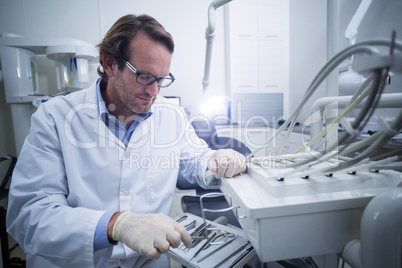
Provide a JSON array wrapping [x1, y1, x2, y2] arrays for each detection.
[[138, 74, 153, 82]]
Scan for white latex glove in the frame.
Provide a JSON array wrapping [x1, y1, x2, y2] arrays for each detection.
[[208, 149, 247, 179], [112, 211, 192, 259]]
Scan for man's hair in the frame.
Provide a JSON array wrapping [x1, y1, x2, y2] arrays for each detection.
[[96, 14, 174, 79]]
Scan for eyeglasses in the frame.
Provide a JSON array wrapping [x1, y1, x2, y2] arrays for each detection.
[[125, 61, 175, 88]]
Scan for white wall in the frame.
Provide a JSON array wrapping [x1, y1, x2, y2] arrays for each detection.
[[0, 0, 328, 156], [289, 0, 327, 125]]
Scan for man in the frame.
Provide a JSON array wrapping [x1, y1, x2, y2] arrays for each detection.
[[7, 14, 246, 267]]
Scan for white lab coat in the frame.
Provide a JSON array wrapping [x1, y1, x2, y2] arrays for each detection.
[[7, 81, 213, 267]]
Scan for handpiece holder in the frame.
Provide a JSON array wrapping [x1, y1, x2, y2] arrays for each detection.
[[197, 192, 244, 245]]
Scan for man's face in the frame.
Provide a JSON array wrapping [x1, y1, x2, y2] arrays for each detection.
[[108, 31, 172, 120]]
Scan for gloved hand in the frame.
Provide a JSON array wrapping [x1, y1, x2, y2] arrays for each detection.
[[112, 211, 192, 259], [208, 149, 247, 179]]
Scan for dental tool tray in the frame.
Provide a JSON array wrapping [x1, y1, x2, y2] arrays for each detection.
[[167, 212, 255, 268]]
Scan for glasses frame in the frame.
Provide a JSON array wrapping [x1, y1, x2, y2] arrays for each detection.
[[124, 61, 175, 88]]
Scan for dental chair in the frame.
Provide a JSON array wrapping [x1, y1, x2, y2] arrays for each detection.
[[177, 120, 251, 228]]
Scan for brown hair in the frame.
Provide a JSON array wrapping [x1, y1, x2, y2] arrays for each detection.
[[96, 14, 174, 78]]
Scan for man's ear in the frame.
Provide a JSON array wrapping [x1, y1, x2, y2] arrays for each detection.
[[102, 54, 118, 77]]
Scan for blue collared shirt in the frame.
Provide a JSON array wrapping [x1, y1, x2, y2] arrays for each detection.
[[94, 78, 152, 251]]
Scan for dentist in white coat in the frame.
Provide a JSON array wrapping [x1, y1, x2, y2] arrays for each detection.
[[6, 14, 246, 268]]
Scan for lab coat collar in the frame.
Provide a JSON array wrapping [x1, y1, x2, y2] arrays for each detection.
[[83, 79, 101, 119]]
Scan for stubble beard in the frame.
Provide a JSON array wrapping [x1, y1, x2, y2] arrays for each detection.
[[112, 76, 155, 118]]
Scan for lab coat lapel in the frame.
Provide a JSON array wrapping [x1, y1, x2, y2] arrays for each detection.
[[83, 81, 99, 119], [128, 99, 158, 147], [82, 81, 125, 148]]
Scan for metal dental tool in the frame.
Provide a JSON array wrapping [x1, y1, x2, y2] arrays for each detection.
[[203, 230, 235, 250], [184, 219, 196, 231], [211, 242, 250, 268], [190, 223, 212, 240], [178, 221, 213, 250], [196, 235, 238, 263], [190, 223, 214, 248], [175, 214, 188, 223], [192, 232, 217, 258]]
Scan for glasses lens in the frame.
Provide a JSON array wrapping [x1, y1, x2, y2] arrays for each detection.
[[137, 73, 155, 85], [159, 77, 174, 87], [135, 72, 175, 87]]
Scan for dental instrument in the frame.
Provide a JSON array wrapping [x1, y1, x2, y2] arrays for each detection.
[[196, 235, 237, 263]]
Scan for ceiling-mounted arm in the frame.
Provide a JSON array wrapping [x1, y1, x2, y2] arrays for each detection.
[[203, 0, 233, 93], [345, 0, 373, 45]]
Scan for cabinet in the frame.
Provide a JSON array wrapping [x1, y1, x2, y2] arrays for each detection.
[[225, 0, 289, 124]]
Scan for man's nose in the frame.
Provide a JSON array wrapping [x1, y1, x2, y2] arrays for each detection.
[[145, 82, 160, 97]]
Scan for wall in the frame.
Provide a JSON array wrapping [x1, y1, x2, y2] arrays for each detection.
[[289, 0, 327, 125], [0, 0, 328, 157]]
